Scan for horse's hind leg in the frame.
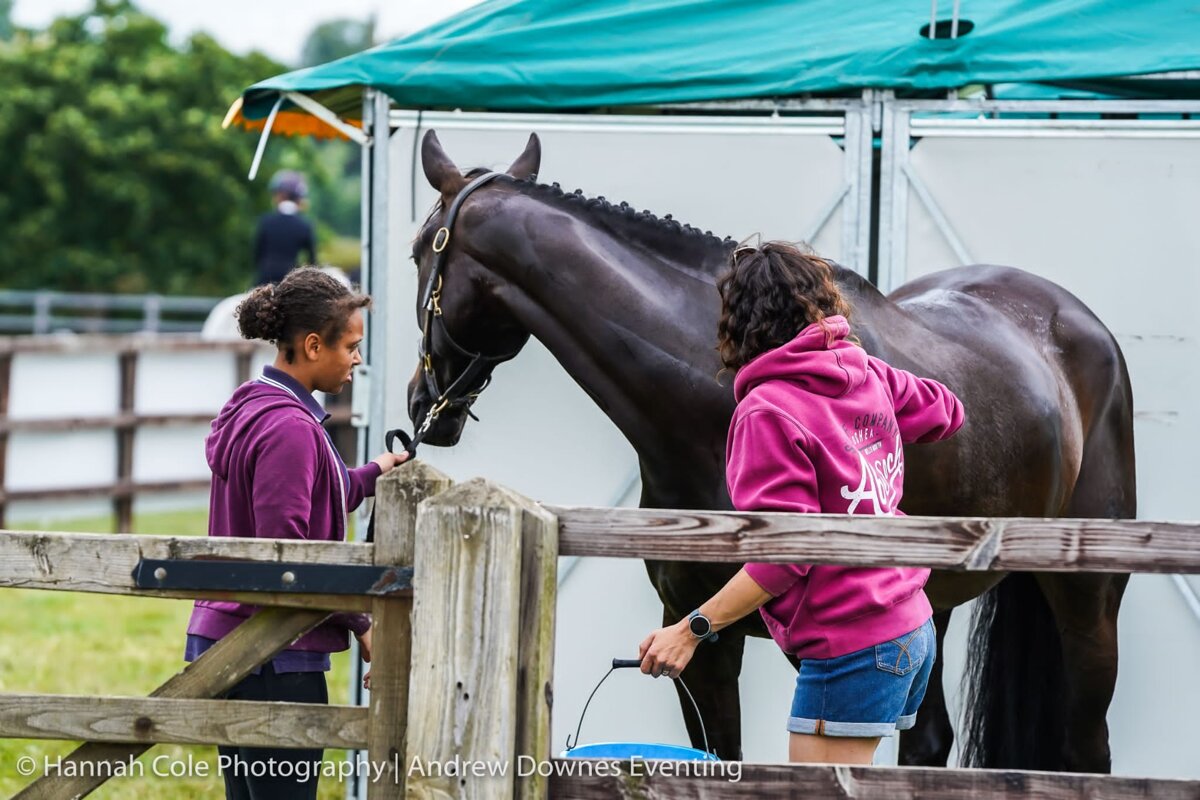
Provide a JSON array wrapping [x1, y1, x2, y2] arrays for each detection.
[[664, 605, 747, 760], [1035, 572, 1128, 773], [898, 608, 954, 766], [1037, 372, 1135, 773]]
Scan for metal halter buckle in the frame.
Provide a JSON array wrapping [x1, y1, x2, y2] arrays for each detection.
[[431, 226, 451, 253]]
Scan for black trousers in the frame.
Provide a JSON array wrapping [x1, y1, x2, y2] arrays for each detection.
[[218, 663, 328, 800]]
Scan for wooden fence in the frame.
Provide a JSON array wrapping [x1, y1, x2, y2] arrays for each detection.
[[0, 290, 218, 335], [0, 335, 354, 531], [1, 463, 1199, 798], [0, 463, 448, 800]]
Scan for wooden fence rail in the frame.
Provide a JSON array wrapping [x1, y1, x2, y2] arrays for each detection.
[[0, 290, 218, 335], [0, 695, 368, 750], [550, 506, 1200, 573], [0, 529, 375, 611], [550, 762, 1200, 799]]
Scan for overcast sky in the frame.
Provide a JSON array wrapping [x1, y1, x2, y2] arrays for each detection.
[[12, 0, 486, 66]]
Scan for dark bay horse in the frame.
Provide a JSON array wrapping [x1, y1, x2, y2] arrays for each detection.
[[405, 131, 1135, 772]]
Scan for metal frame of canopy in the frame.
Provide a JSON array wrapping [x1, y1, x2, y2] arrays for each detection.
[[877, 93, 1200, 292]]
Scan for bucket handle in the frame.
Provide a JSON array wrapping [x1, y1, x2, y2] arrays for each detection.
[[564, 657, 712, 758]]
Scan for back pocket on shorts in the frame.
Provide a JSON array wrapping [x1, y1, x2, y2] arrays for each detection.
[[875, 626, 929, 676]]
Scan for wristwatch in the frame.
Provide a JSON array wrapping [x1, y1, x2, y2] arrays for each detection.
[[687, 610, 719, 643]]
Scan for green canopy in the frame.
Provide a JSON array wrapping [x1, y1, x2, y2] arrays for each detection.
[[236, 0, 1200, 130]]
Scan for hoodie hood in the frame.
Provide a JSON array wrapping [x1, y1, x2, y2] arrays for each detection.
[[733, 316, 867, 402], [206, 381, 313, 479]]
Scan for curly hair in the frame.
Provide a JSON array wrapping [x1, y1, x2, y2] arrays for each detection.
[[716, 241, 852, 371], [236, 267, 371, 362]]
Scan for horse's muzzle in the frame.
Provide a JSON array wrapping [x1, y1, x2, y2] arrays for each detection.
[[407, 375, 470, 447], [415, 405, 469, 446]]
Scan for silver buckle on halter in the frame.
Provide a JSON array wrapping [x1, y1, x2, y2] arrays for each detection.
[[417, 398, 449, 437]]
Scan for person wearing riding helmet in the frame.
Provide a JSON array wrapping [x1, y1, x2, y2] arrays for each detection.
[[254, 170, 317, 287], [636, 241, 964, 765], [186, 267, 408, 798]]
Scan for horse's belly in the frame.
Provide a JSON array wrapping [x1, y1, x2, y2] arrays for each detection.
[[926, 570, 1007, 611], [901, 403, 1071, 518]]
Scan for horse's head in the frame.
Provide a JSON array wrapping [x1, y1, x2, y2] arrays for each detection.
[[406, 130, 541, 446]]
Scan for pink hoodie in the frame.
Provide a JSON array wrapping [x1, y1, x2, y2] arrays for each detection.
[[728, 316, 964, 660]]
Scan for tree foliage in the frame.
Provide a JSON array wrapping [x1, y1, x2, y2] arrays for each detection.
[[299, 17, 373, 239], [300, 17, 375, 68], [0, 1, 329, 295], [0, 0, 12, 41]]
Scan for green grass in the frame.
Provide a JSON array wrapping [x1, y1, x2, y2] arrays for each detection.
[[0, 509, 360, 798]]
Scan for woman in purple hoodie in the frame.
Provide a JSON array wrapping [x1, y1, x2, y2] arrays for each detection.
[[638, 242, 964, 765], [186, 267, 408, 799]]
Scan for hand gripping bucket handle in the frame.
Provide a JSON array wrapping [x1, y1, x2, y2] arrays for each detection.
[[563, 658, 712, 758]]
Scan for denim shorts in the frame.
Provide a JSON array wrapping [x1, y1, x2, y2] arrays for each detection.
[[788, 617, 936, 738]]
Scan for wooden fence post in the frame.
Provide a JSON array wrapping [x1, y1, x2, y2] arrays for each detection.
[[114, 349, 137, 532], [510, 486, 557, 800], [235, 346, 253, 386], [0, 350, 11, 529], [405, 479, 557, 800], [368, 462, 452, 799]]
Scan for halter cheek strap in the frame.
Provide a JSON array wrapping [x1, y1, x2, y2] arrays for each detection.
[[385, 171, 521, 460]]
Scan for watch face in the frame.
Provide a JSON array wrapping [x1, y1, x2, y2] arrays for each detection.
[[689, 614, 710, 638]]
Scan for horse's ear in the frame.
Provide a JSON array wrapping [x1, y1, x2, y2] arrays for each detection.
[[422, 130, 466, 196], [506, 133, 541, 182]]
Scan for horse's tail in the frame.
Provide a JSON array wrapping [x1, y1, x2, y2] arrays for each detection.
[[960, 572, 1066, 769]]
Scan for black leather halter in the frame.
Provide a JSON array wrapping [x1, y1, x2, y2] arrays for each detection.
[[386, 171, 521, 459]]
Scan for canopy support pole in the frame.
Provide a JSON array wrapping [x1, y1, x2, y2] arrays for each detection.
[[365, 89, 391, 481], [247, 96, 283, 181], [346, 88, 393, 800]]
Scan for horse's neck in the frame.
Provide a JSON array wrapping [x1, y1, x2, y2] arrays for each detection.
[[834, 265, 939, 372], [834, 266, 894, 350], [479, 193, 919, 496], [482, 196, 734, 459]]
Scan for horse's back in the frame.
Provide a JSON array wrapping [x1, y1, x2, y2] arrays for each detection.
[[877, 265, 1131, 518], [910, 265, 1136, 520], [891, 265, 1129, 420], [891, 265, 1117, 357]]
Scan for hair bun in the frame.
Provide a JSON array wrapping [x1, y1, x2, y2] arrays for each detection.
[[235, 285, 285, 342]]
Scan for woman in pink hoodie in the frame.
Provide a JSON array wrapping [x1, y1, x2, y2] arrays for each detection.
[[187, 267, 408, 799], [638, 242, 964, 764]]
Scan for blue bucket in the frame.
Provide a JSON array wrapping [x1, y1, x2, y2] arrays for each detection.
[[561, 659, 719, 762], [562, 742, 718, 761]]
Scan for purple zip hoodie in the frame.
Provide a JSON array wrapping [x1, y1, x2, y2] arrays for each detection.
[[186, 367, 381, 655], [729, 316, 964, 660]]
